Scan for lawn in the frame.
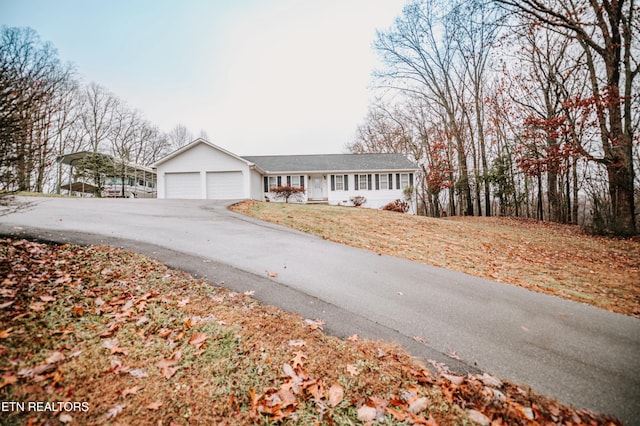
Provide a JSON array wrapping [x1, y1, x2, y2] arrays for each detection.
[[0, 239, 622, 425], [230, 201, 640, 318]]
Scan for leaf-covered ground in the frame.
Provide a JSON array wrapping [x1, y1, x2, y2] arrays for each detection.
[[230, 201, 640, 318], [0, 239, 622, 425]]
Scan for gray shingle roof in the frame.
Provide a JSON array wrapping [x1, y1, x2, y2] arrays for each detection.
[[242, 153, 417, 173]]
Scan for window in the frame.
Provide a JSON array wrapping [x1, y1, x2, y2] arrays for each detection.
[[330, 175, 349, 191], [379, 174, 389, 190], [268, 176, 278, 190], [290, 175, 300, 187], [359, 174, 368, 190], [398, 173, 413, 190]]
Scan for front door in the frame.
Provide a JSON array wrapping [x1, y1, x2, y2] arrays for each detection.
[[310, 176, 325, 200]]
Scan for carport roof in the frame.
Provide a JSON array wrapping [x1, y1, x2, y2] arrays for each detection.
[[242, 153, 418, 174]]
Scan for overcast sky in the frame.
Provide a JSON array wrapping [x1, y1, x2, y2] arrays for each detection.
[[2, 0, 406, 155]]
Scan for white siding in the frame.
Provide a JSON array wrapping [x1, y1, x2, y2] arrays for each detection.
[[206, 171, 243, 199], [165, 172, 201, 199]]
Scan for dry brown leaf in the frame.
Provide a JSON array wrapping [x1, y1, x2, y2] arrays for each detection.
[[0, 327, 12, 338], [45, 351, 65, 364], [346, 364, 359, 377], [104, 404, 126, 420], [357, 405, 377, 422], [328, 383, 344, 407], [147, 401, 163, 410], [59, 413, 73, 423], [0, 374, 17, 389], [347, 334, 359, 342], [288, 339, 306, 347], [291, 351, 306, 369], [467, 409, 490, 425], [266, 271, 278, 278], [39, 295, 56, 302], [162, 366, 178, 379], [304, 318, 325, 330], [408, 397, 429, 414], [122, 386, 141, 397], [188, 332, 208, 349], [177, 298, 190, 307], [29, 302, 45, 312]]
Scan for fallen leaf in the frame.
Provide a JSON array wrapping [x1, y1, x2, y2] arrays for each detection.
[[39, 295, 56, 302], [128, 369, 148, 378], [147, 401, 162, 410], [162, 366, 178, 379], [59, 413, 73, 423], [408, 397, 429, 414], [328, 383, 344, 407], [104, 404, 126, 420], [0, 374, 17, 389], [29, 302, 45, 312], [467, 409, 490, 425], [188, 332, 208, 349], [122, 386, 141, 397], [0, 327, 12, 338], [177, 298, 190, 307], [447, 349, 461, 360], [266, 271, 278, 278], [45, 351, 65, 364], [304, 318, 325, 330], [72, 306, 84, 316], [291, 351, 306, 369], [0, 301, 14, 309], [243, 290, 255, 296], [357, 405, 377, 422], [347, 334, 359, 342], [346, 364, 359, 377], [288, 339, 306, 347], [442, 373, 465, 386]]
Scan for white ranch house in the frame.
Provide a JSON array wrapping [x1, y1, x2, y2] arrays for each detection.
[[153, 139, 418, 210]]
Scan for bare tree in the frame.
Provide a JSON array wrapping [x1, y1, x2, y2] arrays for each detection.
[[78, 82, 118, 153], [496, 0, 638, 234], [167, 123, 193, 152], [374, 0, 475, 216], [0, 26, 75, 193]]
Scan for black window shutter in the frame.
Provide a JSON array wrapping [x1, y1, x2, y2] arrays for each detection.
[[300, 176, 305, 188], [367, 174, 372, 190], [396, 173, 400, 189], [354, 174, 359, 190], [344, 175, 349, 191], [264, 176, 268, 192], [330, 175, 335, 191], [287, 176, 291, 186], [375, 174, 380, 190], [277, 176, 282, 186], [409, 173, 414, 186], [388, 174, 393, 189]]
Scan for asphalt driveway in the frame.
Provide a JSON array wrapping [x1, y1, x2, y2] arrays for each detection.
[[2, 197, 639, 424]]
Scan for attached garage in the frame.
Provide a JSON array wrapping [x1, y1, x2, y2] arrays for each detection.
[[165, 172, 201, 199], [206, 171, 243, 199], [154, 139, 264, 201]]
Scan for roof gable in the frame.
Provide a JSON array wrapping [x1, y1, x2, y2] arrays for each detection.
[[242, 153, 418, 173], [153, 138, 260, 170]]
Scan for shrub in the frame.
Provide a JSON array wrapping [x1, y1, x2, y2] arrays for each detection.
[[350, 195, 367, 207], [382, 199, 410, 213], [269, 185, 305, 203]]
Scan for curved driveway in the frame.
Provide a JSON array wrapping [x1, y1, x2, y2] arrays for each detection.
[[2, 197, 639, 424]]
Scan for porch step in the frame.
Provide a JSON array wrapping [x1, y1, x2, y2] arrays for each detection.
[[307, 199, 329, 205]]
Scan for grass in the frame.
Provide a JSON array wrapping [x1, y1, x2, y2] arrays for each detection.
[[230, 201, 640, 318], [0, 239, 622, 425]]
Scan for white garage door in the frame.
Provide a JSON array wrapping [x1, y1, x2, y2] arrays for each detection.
[[206, 171, 243, 199], [165, 172, 201, 199]]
